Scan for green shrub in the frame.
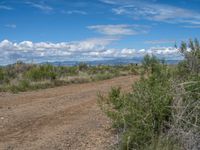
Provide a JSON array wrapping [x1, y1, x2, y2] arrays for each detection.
[[18, 80, 31, 91], [92, 73, 114, 81], [142, 55, 160, 74], [25, 64, 57, 81], [65, 66, 78, 76], [78, 62, 88, 71], [0, 68, 4, 82], [0, 62, 138, 92], [179, 38, 200, 75], [98, 40, 200, 150], [68, 77, 90, 84], [7, 80, 31, 93], [98, 58, 173, 149]]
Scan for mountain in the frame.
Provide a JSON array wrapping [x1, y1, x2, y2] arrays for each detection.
[[44, 58, 181, 66]]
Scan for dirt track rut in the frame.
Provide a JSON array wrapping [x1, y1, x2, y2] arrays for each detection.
[[0, 75, 138, 150]]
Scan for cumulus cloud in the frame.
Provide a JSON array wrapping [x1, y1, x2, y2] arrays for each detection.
[[0, 38, 114, 52], [101, 0, 200, 25], [87, 48, 136, 58], [0, 38, 116, 65], [0, 39, 182, 65]]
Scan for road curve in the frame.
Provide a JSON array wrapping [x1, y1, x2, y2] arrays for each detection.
[[0, 75, 138, 150]]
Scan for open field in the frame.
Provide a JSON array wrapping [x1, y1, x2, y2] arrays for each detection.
[[0, 62, 139, 93], [0, 75, 139, 150]]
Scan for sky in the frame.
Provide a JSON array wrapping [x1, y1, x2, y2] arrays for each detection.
[[0, 0, 200, 65]]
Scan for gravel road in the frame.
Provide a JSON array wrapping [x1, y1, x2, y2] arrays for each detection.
[[0, 75, 138, 150]]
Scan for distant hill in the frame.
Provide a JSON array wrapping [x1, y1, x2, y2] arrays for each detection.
[[45, 57, 182, 66]]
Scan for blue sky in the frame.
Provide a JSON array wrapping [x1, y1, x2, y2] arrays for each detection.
[[0, 0, 200, 65]]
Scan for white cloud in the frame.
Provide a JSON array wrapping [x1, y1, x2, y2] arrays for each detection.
[[183, 25, 200, 28], [121, 48, 136, 56], [0, 39, 182, 65], [101, 0, 200, 25], [0, 5, 12, 10], [99, 0, 118, 5], [88, 24, 149, 36], [145, 39, 176, 44], [112, 7, 129, 15], [26, 2, 53, 12], [0, 38, 116, 64], [5, 24, 16, 29], [61, 10, 87, 15], [147, 47, 179, 55]]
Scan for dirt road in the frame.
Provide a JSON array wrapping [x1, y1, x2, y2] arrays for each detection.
[[0, 75, 138, 150]]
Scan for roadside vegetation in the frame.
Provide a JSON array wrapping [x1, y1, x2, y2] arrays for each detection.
[[0, 62, 139, 93], [98, 39, 200, 150]]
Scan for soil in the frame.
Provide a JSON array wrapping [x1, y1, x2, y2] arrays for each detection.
[[0, 75, 139, 150]]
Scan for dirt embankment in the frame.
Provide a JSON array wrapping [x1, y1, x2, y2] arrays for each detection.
[[0, 75, 139, 150]]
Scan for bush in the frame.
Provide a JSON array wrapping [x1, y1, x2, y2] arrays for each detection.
[[0, 62, 138, 93], [178, 38, 200, 76], [92, 73, 114, 81], [78, 62, 88, 71], [65, 66, 78, 76], [7, 80, 31, 93], [0, 68, 4, 82], [142, 55, 160, 74], [25, 64, 57, 81], [169, 80, 200, 150], [98, 58, 173, 149], [98, 40, 200, 150]]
